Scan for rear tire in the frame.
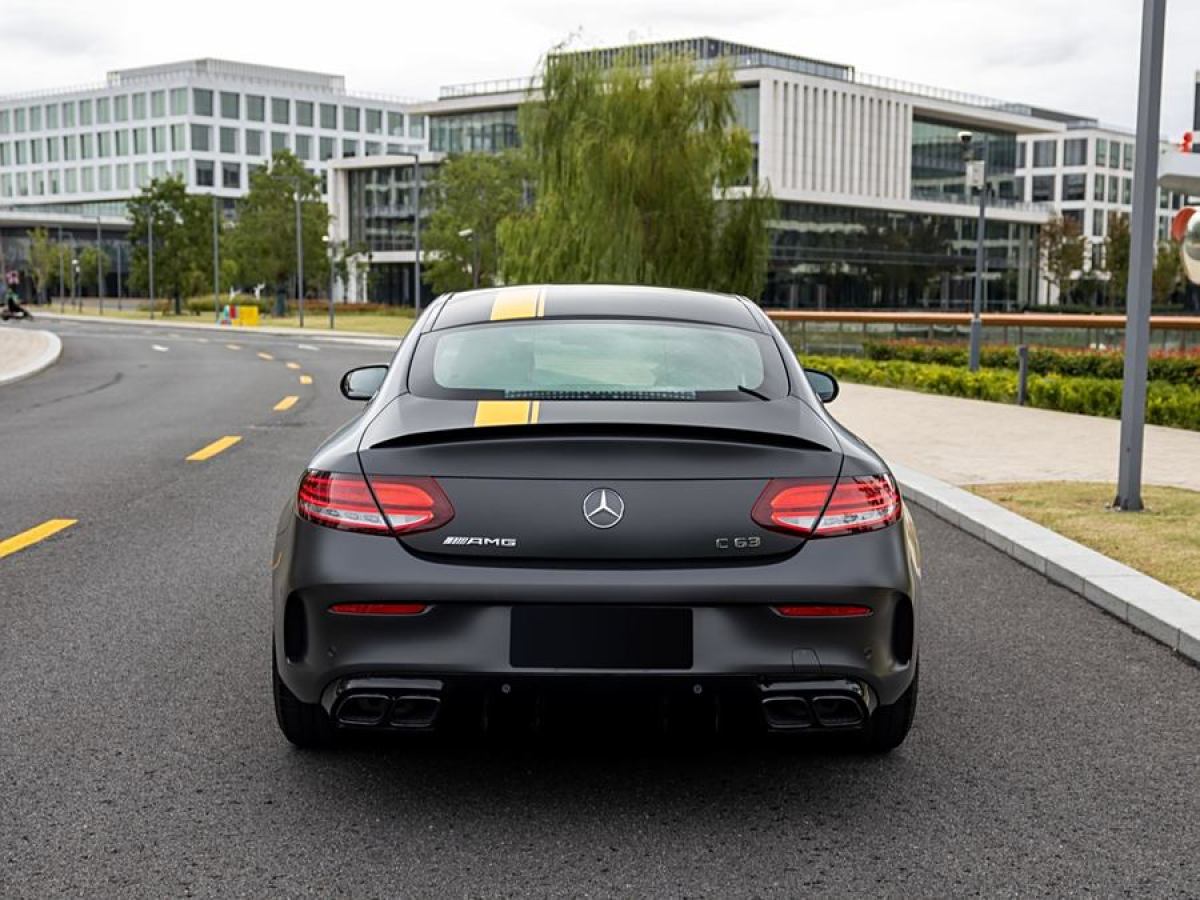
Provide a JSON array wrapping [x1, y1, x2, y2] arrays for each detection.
[[861, 665, 918, 753], [272, 644, 337, 749]]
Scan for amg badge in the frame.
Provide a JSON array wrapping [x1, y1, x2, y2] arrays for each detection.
[[442, 536, 518, 548]]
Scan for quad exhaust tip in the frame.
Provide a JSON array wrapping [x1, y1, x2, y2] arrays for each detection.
[[760, 679, 874, 731], [323, 677, 443, 730]]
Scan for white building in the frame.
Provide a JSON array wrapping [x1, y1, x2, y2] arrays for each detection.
[[0, 59, 429, 215]]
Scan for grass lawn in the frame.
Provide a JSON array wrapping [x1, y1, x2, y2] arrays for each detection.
[[38, 305, 413, 337], [968, 481, 1200, 600]]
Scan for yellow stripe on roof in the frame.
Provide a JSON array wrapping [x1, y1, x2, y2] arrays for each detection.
[[474, 400, 533, 427], [489, 286, 541, 321]]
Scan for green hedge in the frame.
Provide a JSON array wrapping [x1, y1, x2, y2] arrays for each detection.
[[805, 355, 1200, 431], [862, 340, 1200, 386]]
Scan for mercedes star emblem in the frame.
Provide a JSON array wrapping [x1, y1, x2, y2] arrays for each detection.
[[582, 488, 625, 529]]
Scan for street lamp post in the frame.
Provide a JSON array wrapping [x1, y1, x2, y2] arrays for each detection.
[[57, 226, 65, 313], [148, 212, 156, 320], [96, 216, 104, 316], [323, 234, 336, 329], [116, 243, 123, 311], [72, 256, 80, 312], [961, 131, 989, 372], [213, 194, 221, 323], [295, 188, 305, 328], [457, 228, 480, 288], [1114, 0, 1169, 512]]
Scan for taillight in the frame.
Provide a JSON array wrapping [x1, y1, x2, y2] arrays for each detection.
[[752, 474, 900, 538], [774, 604, 873, 617], [329, 603, 428, 615], [297, 470, 453, 536]]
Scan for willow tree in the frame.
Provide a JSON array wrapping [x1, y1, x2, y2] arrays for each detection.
[[499, 49, 773, 297]]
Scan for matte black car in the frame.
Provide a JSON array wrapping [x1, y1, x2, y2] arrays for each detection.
[[272, 285, 920, 750]]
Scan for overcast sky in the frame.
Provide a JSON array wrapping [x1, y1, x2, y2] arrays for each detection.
[[1, 0, 1196, 137]]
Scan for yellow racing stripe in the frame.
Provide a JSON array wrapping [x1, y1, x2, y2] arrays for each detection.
[[474, 400, 534, 427], [489, 286, 542, 321]]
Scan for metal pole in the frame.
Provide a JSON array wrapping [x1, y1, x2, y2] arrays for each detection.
[[148, 212, 155, 320], [57, 226, 65, 313], [328, 240, 336, 330], [1114, 0, 1168, 512], [296, 189, 305, 327], [473, 232, 481, 289], [968, 138, 988, 372], [96, 216, 104, 315], [414, 156, 422, 313], [117, 243, 123, 310], [213, 195, 220, 322]]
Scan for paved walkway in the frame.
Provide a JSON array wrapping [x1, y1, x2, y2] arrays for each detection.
[[832, 382, 1200, 491], [0, 326, 62, 386]]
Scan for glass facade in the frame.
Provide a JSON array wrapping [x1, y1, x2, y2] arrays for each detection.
[[911, 117, 1017, 202], [346, 163, 434, 252], [430, 108, 519, 153]]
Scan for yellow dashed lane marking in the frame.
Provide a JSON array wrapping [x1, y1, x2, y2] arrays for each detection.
[[0, 519, 77, 560], [186, 435, 242, 462], [257, 352, 274, 360], [489, 286, 546, 321], [286, 362, 301, 370], [299, 375, 313, 385], [226, 343, 241, 350], [474, 400, 540, 427], [274, 395, 299, 411]]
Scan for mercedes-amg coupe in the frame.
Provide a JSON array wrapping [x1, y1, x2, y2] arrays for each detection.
[[272, 285, 920, 751]]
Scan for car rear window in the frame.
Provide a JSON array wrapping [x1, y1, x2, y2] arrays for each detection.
[[408, 319, 788, 401]]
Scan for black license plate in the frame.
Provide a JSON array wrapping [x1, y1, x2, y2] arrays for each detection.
[[510, 606, 693, 670]]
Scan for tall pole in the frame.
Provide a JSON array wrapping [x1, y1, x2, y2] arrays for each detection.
[[148, 213, 155, 320], [295, 189, 305, 327], [968, 137, 988, 372], [212, 195, 220, 322], [116, 243, 123, 310], [327, 238, 336, 330], [96, 216, 104, 315], [472, 231, 481, 289], [414, 156, 422, 313], [1114, 0, 1168, 512], [57, 226, 65, 313]]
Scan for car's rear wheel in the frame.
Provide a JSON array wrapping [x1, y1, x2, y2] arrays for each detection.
[[861, 664, 918, 753], [272, 643, 337, 749]]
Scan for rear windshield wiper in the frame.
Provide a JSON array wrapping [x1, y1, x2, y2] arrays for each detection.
[[737, 384, 770, 401]]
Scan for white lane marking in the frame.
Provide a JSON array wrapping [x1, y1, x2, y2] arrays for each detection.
[[297, 344, 319, 351], [194, 337, 209, 343], [152, 344, 169, 352]]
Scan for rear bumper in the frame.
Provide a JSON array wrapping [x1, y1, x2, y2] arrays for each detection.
[[272, 512, 921, 709]]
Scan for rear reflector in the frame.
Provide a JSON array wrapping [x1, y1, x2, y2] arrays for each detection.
[[752, 474, 901, 538], [297, 470, 453, 536], [329, 603, 428, 615], [774, 604, 873, 617]]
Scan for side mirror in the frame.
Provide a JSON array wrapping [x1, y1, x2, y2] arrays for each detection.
[[340, 365, 389, 401], [804, 369, 839, 403]]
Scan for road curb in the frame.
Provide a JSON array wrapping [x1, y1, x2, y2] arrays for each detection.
[[34, 311, 403, 349], [0, 328, 63, 387], [892, 462, 1200, 665]]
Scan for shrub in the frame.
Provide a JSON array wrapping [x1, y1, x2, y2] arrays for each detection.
[[803, 355, 1200, 431]]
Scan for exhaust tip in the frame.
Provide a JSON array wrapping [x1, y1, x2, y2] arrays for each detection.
[[811, 696, 864, 728], [388, 695, 441, 729], [336, 693, 391, 726], [761, 696, 814, 730]]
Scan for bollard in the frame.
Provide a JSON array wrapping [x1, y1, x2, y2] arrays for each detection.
[[1017, 344, 1029, 406]]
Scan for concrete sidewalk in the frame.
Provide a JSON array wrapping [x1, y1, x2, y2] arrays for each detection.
[[832, 382, 1200, 492], [0, 326, 63, 386]]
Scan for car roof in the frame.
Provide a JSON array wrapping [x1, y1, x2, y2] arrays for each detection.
[[430, 284, 762, 332]]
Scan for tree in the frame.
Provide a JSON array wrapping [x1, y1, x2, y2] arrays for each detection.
[[1038, 214, 1086, 304], [228, 151, 329, 299], [1103, 212, 1131, 303], [499, 49, 774, 297], [78, 245, 109, 296], [27, 227, 61, 303], [127, 175, 213, 306], [423, 152, 528, 294], [1152, 239, 1182, 305]]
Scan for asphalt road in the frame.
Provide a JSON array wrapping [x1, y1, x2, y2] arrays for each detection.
[[2, 318, 1199, 898]]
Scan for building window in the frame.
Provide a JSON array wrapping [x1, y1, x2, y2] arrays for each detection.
[[153, 160, 167, 178], [271, 131, 289, 153], [45, 137, 59, 162], [98, 166, 112, 190], [193, 89, 214, 117], [152, 125, 166, 153], [97, 132, 111, 157], [220, 92, 240, 119], [190, 125, 211, 152], [246, 95, 265, 122], [1031, 174, 1055, 202], [1122, 178, 1131, 204], [170, 88, 187, 115], [172, 159, 187, 180], [0, 143, 8, 166], [195, 159, 214, 187], [409, 116, 425, 139], [30, 139, 42, 164], [320, 103, 337, 130], [14, 142, 25, 164], [342, 138, 358, 157], [133, 94, 147, 120], [387, 112, 405, 137], [29, 106, 41, 131], [342, 106, 360, 131], [0, 174, 10, 197], [66, 169, 79, 193], [151, 90, 166, 118], [114, 130, 129, 156], [366, 109, 382, 134], [114, 95, 128, 122], [220, 127, 238, 154], [1122, 144, 1134, 170], [46, 104, 58, 129], [222, 162, 240, 189], [0, 110, 11, 134], [245, 129, 263, 156], [271, 98, 289, 125], [13, 108, 25, 132], [1063, 138, 1086, 167], [116, 164, 130, 190], [61, 135, 76, 161], [364, 141, 381, 156], [295, 134, 312, 160], [1015, 142, 1025, 169], [1093, 173, 1105, 202], [1108, 177, 1119, 203], [171, 123, 186, 152], [296, 101, 314, 127], [1062, 173, 1086, 201], [319, 136, 334, 161], [80, 133, 93, 159], [81, 167, 94, 192], [1031, 140, 1056, 168], [133, 128, 148, 155], [97, 97, 110, 124], [134, 163, 149, 188], [1109, 142, 1120, 168]]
